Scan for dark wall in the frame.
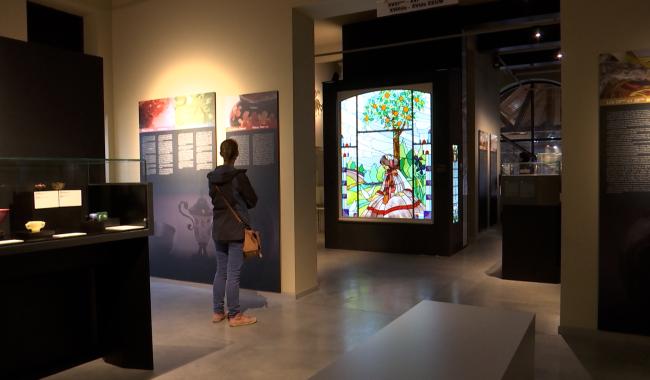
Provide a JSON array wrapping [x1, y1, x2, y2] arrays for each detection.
[[0, 36, 104, 159], [27, 1, 84, 53], [323, 71, 461, 256], [342, 0, 559, 82]]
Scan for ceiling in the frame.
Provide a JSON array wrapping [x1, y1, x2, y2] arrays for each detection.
[[314, 10, 375, 63], [313, 0, 559, 70]]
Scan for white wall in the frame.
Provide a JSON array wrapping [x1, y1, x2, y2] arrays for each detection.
[[561, 0, 650, 331], [111, 0, 317, 295]]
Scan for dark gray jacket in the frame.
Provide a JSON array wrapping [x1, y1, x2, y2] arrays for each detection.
[[207, 165, 257, 241]]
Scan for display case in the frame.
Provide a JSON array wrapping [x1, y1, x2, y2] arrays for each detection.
[[0, 158, 151, 247], [501, 161, 562, 176], [0, 158, 154, 378]]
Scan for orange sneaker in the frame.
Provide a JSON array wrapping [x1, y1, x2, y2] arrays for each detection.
[[228, 313, 257, 327], [212, 312, 226, 323]]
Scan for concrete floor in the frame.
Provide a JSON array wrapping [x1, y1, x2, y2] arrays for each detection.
[[47, 229, 650, 379]]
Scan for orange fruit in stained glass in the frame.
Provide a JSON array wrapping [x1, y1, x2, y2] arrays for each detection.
[[372, 104, 378, 109], [384, 92, 390, 98], [399, 96, 404, 101], [414, 97, 420, 102], [397, 121, 402, 126], [393, 111, 398, 116], [381, 105, 387, 110], [364, 116, 369, 122], [403, 107, 409, 112]]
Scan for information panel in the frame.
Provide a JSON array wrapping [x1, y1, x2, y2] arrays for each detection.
[[599, 50, 650, 335], [139, 92, 217, 283], [223, 91, 281, 292]]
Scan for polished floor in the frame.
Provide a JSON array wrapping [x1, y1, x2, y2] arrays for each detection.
[[48, 229, 650, 379]]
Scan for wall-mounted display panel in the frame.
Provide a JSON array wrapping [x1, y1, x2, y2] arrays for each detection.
[[338, 85, 433, 223], [599, 49, 650, 336], [140, 92, 217, 283], [222, 91, 281, 292]]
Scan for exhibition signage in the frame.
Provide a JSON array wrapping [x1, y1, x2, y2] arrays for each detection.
[[139, 92, 217, 283], [223, 91, 281, 292], [599, 50, 650, 335], [376, 0, 458, 18]]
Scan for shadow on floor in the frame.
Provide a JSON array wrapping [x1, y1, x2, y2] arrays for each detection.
[[485, 261, 503, 279], [240, 290, 269, 313], [45, 343, 229, 380]]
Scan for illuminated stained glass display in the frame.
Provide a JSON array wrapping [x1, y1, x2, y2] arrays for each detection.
[[340, 89, 432, 221], [452, 144, 460, 223]]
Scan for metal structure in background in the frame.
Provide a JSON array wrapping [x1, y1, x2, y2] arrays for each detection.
[[499, 79, 561, 172]]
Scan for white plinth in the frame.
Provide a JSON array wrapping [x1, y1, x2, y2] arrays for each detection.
[[312, 300, 535, 380]]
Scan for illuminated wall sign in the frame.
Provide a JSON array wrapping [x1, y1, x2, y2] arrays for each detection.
[[376, 0, 459, 18], [452, 144, 460, 224]]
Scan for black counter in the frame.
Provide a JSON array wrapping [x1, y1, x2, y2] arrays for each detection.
[[0, 230, 154, 379], [501, 175, 561, 284]]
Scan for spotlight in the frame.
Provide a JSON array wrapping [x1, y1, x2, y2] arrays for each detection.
[[556, 52, 563, 60], [534, 30, 542, 40]]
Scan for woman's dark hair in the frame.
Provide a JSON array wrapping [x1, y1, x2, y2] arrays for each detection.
[[220, 139, 239, 161]]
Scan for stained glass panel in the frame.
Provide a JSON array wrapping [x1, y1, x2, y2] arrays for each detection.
[[340, 88, 432, 221]]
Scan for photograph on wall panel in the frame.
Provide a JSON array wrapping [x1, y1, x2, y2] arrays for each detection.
[[139, 92, 218, 284], [223, 91, 280, 292], [599, 49, 650, 335]]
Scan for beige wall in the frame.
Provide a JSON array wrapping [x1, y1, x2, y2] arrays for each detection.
[[292, 9, 317, 295], [0, 0, 27, 40], [111, 0, 317, 295], [0, 0, 319, 296], [561, 0, 650, 330]]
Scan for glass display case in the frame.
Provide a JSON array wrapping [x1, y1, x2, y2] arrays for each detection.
[[501, 160, 562, 176], [0, 158, 151, 246]]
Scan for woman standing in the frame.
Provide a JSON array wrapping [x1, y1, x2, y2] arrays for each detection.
[[207, 139, 258, 327]]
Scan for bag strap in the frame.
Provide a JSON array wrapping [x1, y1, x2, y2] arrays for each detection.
[[214, 184, 249, 228]]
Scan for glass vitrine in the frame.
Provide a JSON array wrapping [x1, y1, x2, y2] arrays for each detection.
[[0, 158, 151, 245]]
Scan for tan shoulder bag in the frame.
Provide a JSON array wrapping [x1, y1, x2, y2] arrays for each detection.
[[214, 185, 262, 259]]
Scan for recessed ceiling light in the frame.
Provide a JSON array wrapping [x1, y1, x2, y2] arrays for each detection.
[[556, 52, 563, 59], [534, 30, 542, 40]]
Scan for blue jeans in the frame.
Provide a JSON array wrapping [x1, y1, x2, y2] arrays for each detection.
[[213, 240, 244, 317]]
